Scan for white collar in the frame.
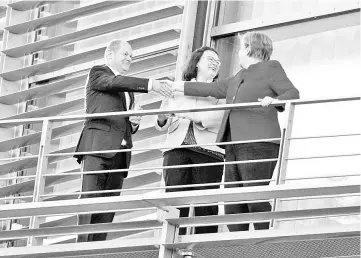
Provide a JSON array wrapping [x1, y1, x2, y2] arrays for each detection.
[[190, 78, 213, 83], [107, 65, 120, 76]]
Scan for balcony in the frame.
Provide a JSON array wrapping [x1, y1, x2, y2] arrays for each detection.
[[0, 96, 360, 258]]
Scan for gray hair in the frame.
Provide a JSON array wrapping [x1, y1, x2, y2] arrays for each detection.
[[104, 39, 125, 60], [242, 31, 273, 61]]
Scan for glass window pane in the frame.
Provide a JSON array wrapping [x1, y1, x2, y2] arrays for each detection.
[[214, 0, 356, 26]]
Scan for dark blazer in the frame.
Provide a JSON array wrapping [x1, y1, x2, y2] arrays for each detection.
[[184, 60, 300, 147], [74, 65, 149, 173]]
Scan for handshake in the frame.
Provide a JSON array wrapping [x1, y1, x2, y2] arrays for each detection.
[[152, 79, 180, 98]]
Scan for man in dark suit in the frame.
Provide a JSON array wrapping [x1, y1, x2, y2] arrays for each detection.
[[170, 31, 300, 231], [74, 39, 173, 242]]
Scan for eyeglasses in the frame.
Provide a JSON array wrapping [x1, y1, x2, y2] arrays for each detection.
[[207, 56, 221, 66]]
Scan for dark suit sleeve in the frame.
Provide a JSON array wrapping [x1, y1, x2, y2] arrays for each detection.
[[89, 65, 149, 93], [267, 61, 300, 100], [184, 78, 230, 99]]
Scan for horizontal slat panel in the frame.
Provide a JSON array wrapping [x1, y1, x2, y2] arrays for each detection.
[[0, 220, 161, 241], [2, 4, 183, 58], [28, 53, 175, 84], [0, 38, 179, 81], [0, 157, 38, 176], [51, 121, 83, 139], [0, 132, 41, 152], [6, 1, 135, 34], [0, 75, 87, 105], [0, 98, 84, 124], [47, 144, 162, 166], [0, 182, 358, 219], [0, 237, 159, 257], [0, 121, 83, 152], [129, 51, 178, 76], [0, 172, 80, 198], [8, 1, 60, 11], [0, 179, 34, 198], [0, 164, 160, 198], [0, 119, 161, 153], [123, 172, 160, 190]]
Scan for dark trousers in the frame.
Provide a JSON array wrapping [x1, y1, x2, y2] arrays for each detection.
[[163, 148, 223, 235], [224, 142, 279, 231], [78, 151, 127, 242]]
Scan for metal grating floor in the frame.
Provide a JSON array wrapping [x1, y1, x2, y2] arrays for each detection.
[[60, 251, 159, 258], [191, 236, 361, 258]]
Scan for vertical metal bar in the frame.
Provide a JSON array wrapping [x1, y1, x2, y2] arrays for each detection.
[[269, 128, 286, 228], [27, 119, 53, 246], [158, 207, 180, 258], [203, 0, 218, 47], [271, 102, 296, 229], [174, 0, 199, 81], [185, 206, 195, 235]]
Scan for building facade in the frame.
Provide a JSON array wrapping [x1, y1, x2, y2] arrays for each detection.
[[0, 0, 359, 249]]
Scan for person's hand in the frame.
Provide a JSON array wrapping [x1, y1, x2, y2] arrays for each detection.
[[258, 96, 277, 107], [158, 113, 174, 122], [164, 80, 184, 92], [153, 79, 174, 98], [129, 104, 142, 126]]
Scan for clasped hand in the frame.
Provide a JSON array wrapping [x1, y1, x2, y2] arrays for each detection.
[[152, 79, 175, 98]]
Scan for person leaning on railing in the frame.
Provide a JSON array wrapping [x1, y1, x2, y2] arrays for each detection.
[[155, 47, 225, 235], [169, 31, 300, 232], [73, 39, 173, 242]]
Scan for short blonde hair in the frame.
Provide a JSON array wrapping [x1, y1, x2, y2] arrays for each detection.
[[242, 31, 273, 61]]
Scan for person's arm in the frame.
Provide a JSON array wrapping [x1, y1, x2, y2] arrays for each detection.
[[264, 61, 300, 112], [89, 66, 173, 97], [89, 66, 149, 93], [173, 77, 230, 99], [267, 61, 300, 100]]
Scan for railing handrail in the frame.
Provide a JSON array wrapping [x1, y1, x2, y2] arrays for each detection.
[[0, 95, 359, 126]]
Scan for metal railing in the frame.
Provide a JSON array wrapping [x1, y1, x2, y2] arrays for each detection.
[[0, 95, 360, 258]]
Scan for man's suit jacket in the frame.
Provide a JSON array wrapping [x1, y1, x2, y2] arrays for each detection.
[[155, 93, 225, 154], [74, 65, 149, 175], [184, 60, 300, 147]]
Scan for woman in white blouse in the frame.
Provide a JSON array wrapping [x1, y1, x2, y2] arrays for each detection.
[[155, 46, 225, 234]]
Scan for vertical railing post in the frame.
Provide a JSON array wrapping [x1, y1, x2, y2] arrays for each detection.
[[158, 207, 180, 258], [27, 119, 53, 246], [271, 102, 296, 229]]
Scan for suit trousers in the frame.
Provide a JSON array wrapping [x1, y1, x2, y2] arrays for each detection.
[[78, 150, 128, 242], [163, 148, 223, 235], [224, 142, 279, 231]]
